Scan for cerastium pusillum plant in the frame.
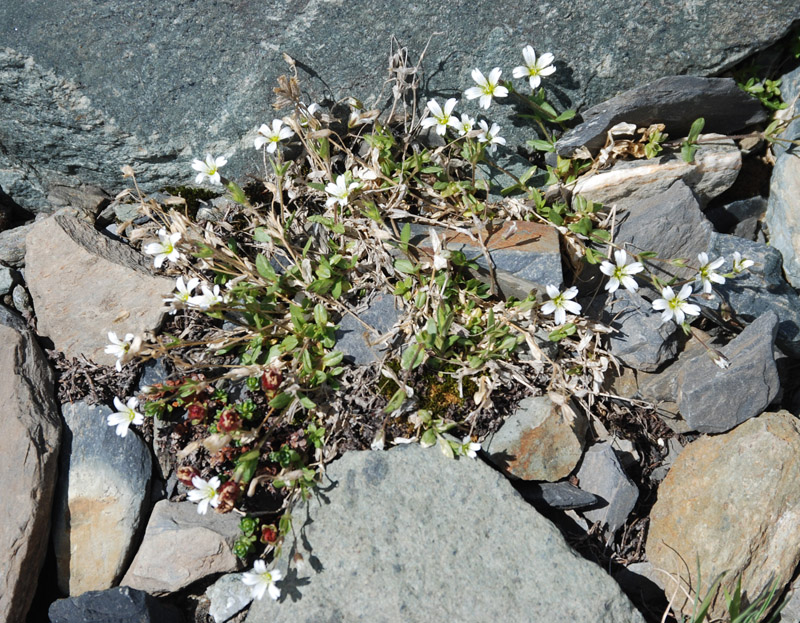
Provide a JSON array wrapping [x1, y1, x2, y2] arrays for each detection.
[[98, 42, 790, 607]]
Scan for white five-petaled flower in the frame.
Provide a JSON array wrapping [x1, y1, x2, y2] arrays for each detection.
[[105, 331, 135, 371], [599, 249, 644, 293], [429, 228, 451, 271], [455, 113, 475, 136], [462, 437, 481, 459], [695, 252, 726, 294], [187, 475, 221, 515], [464, 68, 508, 110], [651, 284, 701, 325], [107, 396, 144, 438], [477, 120, 506, 153], [420, 98, 460, 136], [732, 251, 754, 274], [512, 46, 556, 90], [541, 285, 582, 326], [241, 560, 283, 601], [325, 174, 359, 208], [166, 276, 201, 313], [254, 119, 294, 153], [191, 154, 227, 185], [188, 283, 225, 310], [144, 228, 182, 269]]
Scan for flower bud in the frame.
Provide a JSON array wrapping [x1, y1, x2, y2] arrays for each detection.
[[216, 480, 240, 513], [218, 409, 242, 433], [186, 402, 207, 423], [177, 465, 200, 487], [260, 524, 279, 544], [261, 368, 283, 392]]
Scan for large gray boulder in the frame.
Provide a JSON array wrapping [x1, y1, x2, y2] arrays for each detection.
[[0, 307, 61, 623], [245, 444, 645, 622], [0, 1, 797, 210]]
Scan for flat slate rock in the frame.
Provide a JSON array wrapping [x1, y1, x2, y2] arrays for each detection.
[[1, 2, 797, 209], [48, 587, 181, 623], [765, 150, 800, 288], [576, 442, 639, 533], [334, 292, 401, 366], [515, 480, 600, 511], [0, 308, 61, 623], [245, 444, 644, 623], [556, 76, 765, 156]]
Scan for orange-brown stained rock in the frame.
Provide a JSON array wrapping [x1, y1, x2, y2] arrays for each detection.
[[415, 220, 559, 256]]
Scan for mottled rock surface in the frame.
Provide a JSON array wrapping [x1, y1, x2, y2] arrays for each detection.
[[0, 307, 61, 623], [52, 400, 152, 595], [206, 573, 253, 623], [25, 212, 172, 364], [335, 292, 401, 366], [576, 442, 639, 533], [122, 500, 242, 595], [647, 411, 800, 620], [48, 587, 181, 623], [765, 149, 800, 288], [246, 444, 644, 622]]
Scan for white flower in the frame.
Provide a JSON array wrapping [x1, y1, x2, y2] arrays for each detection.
[[541, 285, 581, 325], [105, 331, 135, 372], [166, 276, 201, 313], [599, 249, 644, 293], [429, 228, 451, 271], [107, 396, 144, 438], [512, 46, 556, 90], [188, 283, 225, 310], [420, 98, 459, 136], [254, 119, 294, 153], [651, 284, 701, 325], [695, 252, 726, 294], [462, 436, 481, 459], [476, 120, 506, 154], [191, 154, 227, 185], [325, 174, 359, 208], [464, 68, 508, 109], [353, 166, 378, 182], [455, 113, 475, 136], [732, 251, 754, 274], [187, 475, 221, 515], [241, 560, 282, 601], [144, 229, 182, 269]]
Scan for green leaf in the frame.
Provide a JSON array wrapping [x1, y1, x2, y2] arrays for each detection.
[[307, 182, 326, 192], [420, 428, 436, 448], [437, 435, 455, 458], [568, 216, 593, 236], [298, 395, 316, 410], [384, 388, 407, 414], [322, 350, 343, 367], [394, 259, 418, 275], [553, 108, 576, 122], [225, 181, 250, 206], [499, 335, 519, 351], [519, 165, 539, 185], [253, 227, 271, 243], [688, 117, 705, 142], [401, 343, 426, 370], [256, 254, 277, 281], [313, 303, 328, 327], [290, 304, 306, 331], [527, 139, 555, 152], [681, 142, 698, 163], [269, 392, 294, 409]]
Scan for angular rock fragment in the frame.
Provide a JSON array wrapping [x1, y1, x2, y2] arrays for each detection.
[[25, 212, 173, 365], [0, 308, 61, 623], [676, 311, 779, 433], [122, 500, 242, 595], [335, 292, 401, 365], [773, 64, 800, 159], [206, 573, 253, 623], [647, 411, 800, 620], [576, 442, 639, 533], [572, 136, 740, 207], [484, 395, 587, 481], [515, 480, 599, 511], [48, 587, 181, 623], [556, 76, 765, 157], [765, 150, 800, 287], [245, 444, 644, 622]]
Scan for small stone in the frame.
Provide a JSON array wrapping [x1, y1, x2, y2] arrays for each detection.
[[676, 311, 780, 433], [705, 196, 767, 234], [0, 222, 34, 267], [206, 573, 253, 623], [515, 480, 599, 511], [48, 586, 181, 623], [649, 437, 683, 483], [0, 264, 18, 295], [572, 136, 740, 207], [765, 151, 800, 287], [121, 500, 242, 595], [46, 183, 110, 214], [52, 400, 152, 594], [556, 76, 765, 157], [647, 411, 800, 620], [11, 283, 31, 315], [334, 292, 401, 366], [484, 395, 587, 482], [576, 442, 639, 533]]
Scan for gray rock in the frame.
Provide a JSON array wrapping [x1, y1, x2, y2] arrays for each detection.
[[774, 64, 800, 159], [576, 442, 639, 533], [11, 282, 31, 315], [1, 2, 796, 210], [765, 151, 800, 287], [25, 211, 173, 364], [676, 311, 780, 433], [0, 221, 33, 266], [572, 135, 740, 207], [650, 437, 683, 483], [705, 196, 767, 234], [556, 76, 765, 157], [0, 309, 61, 623], [246, 444, 644, 622], [47, 183, 110, 214], [606, 288, 678, 372], [206, 573, 253, 623], [410, 220, 563, 299], [48, 587, 181, 623], [335, 292, 401, 366], [484, 394, 587, 481], [0, 264, 17, 295], [515, 480, 600, 511], [706, 231, 800, 356], [121, 500, 242, 595], [732, 216, 759, 241], [614, 180, 713, 282], [52, 400, 152, 595]]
